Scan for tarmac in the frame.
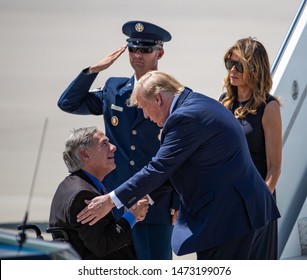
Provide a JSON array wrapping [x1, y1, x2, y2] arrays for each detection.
[[0, 0, 302, 260]]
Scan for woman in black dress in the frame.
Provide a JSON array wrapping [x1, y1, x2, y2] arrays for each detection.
[[220, 37, 282, 259]]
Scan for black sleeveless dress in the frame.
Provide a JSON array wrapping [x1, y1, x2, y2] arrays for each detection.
[[220, 93, 278, 259]]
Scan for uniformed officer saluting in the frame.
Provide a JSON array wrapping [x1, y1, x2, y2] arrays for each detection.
[[57, 20, 179, 260]]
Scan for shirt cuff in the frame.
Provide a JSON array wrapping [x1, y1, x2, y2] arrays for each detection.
[[122, 211, 137, 228], [110, 191, 154, 208], [147, 195, 154, 205], [110, 191, 123, 208]]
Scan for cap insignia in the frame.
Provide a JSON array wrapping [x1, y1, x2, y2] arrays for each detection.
[[135, 23, 144, 32]]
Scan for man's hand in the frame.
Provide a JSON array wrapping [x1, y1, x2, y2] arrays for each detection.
[[88, 46, 127, 73], [129, 198, 149, 222], [77, 194, 114, 226]]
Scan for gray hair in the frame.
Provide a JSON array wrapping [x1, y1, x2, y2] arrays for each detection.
[[63, 126, 97, 172]]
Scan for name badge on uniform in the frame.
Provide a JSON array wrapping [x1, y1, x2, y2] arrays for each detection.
[[111, 104, 123, 112], [111, 116, 119, 126]]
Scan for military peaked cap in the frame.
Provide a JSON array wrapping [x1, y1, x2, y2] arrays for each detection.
[[122, 20, 171, 47]]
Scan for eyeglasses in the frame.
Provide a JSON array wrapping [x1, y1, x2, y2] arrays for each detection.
[[225, 58, 244, 73], [128, 46, 161, 54]]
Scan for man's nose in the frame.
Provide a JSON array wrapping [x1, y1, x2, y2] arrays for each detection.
[[110, 143, 117, 152]]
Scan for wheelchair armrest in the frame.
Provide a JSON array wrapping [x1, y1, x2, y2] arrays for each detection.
[[46, 227, 69, 242]]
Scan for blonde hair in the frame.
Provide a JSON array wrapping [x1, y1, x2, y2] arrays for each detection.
[[129, 70, 184, 106], [222, 37, 280, 119]]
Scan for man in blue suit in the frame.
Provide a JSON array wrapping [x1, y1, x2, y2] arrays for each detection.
[[57, 21, 179, 260], [77, 71, 281, 260]]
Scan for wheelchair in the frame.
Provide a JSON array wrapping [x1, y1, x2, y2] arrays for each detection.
[[17, 224, 69, 242]]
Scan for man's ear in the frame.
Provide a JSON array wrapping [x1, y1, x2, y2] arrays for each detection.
[[155, 93, 163, 106], [157, 48, 164, 59], [79, 149, 89, 161]]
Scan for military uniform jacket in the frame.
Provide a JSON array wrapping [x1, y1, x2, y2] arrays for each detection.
[[49, 170, 135, 259], [113, 88, 281, 256], [58, 70, 179, 222]]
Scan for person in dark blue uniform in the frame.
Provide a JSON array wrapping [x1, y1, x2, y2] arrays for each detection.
[[57, 20, 179, 260]]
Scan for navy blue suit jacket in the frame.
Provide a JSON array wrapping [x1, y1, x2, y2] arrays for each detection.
[[58, 70, 179, 223], [114, 88, 280, 255]]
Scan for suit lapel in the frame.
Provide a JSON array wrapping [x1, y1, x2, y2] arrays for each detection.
[[121, 76, 149, 128], [118, 76, 134, 97]]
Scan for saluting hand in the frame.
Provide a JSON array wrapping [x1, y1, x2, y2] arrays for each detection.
[[77, 194, 114, 226], [88, 46, 127, 74]]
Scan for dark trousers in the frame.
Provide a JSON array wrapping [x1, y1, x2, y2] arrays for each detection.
[[132, 223, 173, 260], [197, 223, 276, 260]]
